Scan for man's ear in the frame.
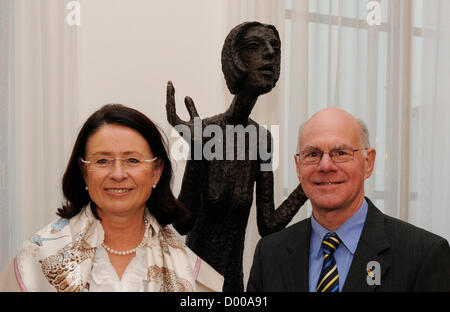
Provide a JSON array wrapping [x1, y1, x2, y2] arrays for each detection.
[[294, 154, 302, 182], [364, 148, 376, 180]]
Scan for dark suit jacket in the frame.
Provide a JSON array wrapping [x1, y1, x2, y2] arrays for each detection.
[[247, 197, 450, 291]]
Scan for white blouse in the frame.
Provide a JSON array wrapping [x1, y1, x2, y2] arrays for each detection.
[[89, 244, 148, 292]]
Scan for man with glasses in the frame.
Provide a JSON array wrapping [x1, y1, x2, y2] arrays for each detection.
[[247, 107, 450, 292]]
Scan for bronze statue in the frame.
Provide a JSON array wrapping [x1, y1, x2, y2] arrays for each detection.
[[166, 21, 307, 291]]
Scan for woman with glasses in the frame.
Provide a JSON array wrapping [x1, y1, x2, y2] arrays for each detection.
[[0, 104, 223, 292]]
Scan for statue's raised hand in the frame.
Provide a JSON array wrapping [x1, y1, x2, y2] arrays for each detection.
[[166, 81, 202, 142]]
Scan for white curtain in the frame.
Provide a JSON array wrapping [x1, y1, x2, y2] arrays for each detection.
[[0, 0, 15, 270], [409, 0, 450, 240], [0, 0, 79, 270]]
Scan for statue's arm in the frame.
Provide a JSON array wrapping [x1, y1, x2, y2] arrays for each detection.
[[255, 129, 308, 237], [173, 159, 202, 235], [166, 81, 208, 235], [255, 169, 307, 237]]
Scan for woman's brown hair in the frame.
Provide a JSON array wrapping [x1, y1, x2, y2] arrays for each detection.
[[57, 104, 189, 226]]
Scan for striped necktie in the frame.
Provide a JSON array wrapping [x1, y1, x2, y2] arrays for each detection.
[[316, 232, 341, 292]]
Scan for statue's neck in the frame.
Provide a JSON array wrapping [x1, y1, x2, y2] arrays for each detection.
[[224, 93, 258, 125]]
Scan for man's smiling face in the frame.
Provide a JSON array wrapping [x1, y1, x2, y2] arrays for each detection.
[[295, 108, 376, 216]]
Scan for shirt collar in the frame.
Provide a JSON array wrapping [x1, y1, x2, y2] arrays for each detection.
[[310, 199, 368, 259]]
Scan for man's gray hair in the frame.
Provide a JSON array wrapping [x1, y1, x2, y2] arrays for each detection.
[[296, 118, 370, 157]]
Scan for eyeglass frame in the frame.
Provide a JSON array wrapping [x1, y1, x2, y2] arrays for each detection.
[[295, 147, 369, 165], [80, 156, 158, 170]]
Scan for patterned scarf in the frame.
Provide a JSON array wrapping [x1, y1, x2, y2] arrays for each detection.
[[14, 206, 195, 292]]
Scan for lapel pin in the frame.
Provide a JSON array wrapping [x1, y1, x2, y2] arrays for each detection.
[[366, 261, 381, 286]]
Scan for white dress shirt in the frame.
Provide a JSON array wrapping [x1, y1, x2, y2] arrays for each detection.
[[89, 244, 148, 292]]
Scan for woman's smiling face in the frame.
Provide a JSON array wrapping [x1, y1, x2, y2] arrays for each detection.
[[82, 124, 162, 218]]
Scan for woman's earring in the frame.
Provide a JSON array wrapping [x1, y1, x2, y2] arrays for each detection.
[[85, 186, 89, 191], [152, 183, 156, 189]]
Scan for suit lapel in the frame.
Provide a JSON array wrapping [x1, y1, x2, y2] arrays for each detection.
[[282, 219, 311, 291], [343, 198, 390, 292]]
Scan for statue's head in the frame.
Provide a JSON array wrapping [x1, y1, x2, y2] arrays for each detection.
[[221, 21, 281, 95]]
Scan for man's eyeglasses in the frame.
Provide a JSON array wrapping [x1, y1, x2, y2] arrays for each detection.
[[80, 155, 158, 171], [295, 147, 368, 165]]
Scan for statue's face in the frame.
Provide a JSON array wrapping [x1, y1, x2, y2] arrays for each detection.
[[237, 25, 281, 95]]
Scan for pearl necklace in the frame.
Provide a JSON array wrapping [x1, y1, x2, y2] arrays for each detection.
[[102, 217, 149, 256]]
